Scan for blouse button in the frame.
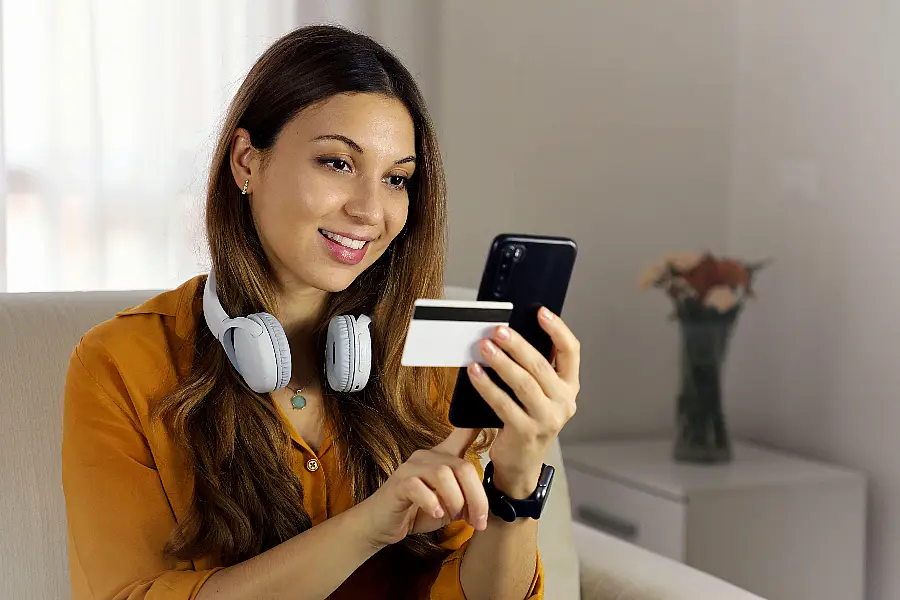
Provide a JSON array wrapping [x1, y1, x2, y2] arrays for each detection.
[[306, 458, 320, 472]]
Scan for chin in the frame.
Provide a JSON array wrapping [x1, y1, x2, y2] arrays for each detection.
[[288, 246, 388, 294], [306, 266, 367, 294]]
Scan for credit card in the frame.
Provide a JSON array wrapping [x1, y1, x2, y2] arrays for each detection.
[[400, 299, 514, 367]]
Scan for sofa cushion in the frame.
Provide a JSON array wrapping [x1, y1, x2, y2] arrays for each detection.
[[0, 288, 163, 600]]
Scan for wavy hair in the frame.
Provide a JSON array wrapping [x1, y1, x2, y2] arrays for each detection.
[[150, 24, 493, 568]]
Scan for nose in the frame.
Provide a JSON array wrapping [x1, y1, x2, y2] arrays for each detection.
[[343, 177, 384, 226]]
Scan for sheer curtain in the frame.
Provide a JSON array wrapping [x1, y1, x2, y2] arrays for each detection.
[[0, 0, 374, 292]]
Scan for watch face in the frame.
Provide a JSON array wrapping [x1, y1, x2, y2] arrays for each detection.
[[534, 464, 555, 505]]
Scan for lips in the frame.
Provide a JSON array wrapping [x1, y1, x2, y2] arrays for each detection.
[[319, 229, 370, 265]]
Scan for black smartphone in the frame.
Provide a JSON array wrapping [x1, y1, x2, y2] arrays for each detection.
[[448, 233, 578, 429]]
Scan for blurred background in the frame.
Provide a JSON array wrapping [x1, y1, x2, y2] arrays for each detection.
[[3, 1, 899, 598]]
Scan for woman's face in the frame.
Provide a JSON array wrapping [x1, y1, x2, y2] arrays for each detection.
[[233, 92, 416, 294]]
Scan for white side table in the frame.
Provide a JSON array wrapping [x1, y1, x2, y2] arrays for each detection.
[[561, 438, 866, 600]]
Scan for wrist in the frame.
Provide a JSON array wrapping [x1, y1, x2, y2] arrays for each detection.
[[345, 499, 388, 553], [490, 463, 544, 500]]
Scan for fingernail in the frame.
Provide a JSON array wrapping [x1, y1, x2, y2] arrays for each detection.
[[434, 506, 444, 518], [477, 516, 488, 530], [494, 326, 510, 341], [470, 362, 484, 377], [482, 339, 498, 356], [540, 307, 554, 321]]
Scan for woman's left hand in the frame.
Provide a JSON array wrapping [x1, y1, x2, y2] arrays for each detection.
[[467, 306, 581, 499]]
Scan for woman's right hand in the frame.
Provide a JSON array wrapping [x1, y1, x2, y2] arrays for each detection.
[[356, 427, 490, 549]]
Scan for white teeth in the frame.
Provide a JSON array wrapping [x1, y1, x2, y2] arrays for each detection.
[[320, 230, 367, 250]]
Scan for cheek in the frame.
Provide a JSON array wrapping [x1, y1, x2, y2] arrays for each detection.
[[251, 189, 319, 251], [385, 197, 410, 236], [257, 184, 344, 244], [296, 174, 350, 216]]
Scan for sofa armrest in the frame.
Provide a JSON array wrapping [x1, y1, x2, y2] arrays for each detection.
[[573, 522, 768, 600]]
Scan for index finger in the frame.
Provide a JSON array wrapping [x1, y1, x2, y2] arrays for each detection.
[[434, 427, 481, 458], [539, 307, 580, 384]]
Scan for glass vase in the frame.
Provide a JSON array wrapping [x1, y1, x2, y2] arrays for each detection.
[[673, 309, 738, 464]]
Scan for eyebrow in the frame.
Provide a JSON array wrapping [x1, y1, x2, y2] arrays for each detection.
[[311, 134, 416, 166]]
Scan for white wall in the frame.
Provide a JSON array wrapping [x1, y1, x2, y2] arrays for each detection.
[[434, 2, 900, 597], [364, 0, 442, 111], [435, 1, 736, 440], [725, 2, 900, 599]]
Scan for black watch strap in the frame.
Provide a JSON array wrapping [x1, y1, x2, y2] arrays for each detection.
[[482, 461, 555, 522]]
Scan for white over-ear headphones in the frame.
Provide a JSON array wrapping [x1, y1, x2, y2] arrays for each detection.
[[202, 270, 372, 394]]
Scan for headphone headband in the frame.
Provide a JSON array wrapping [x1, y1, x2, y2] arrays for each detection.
[[202, 270, 229, 343], [203, 270, 264, 339]]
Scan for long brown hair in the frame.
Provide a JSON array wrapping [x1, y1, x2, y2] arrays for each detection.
[[150, 25, 493, 568]]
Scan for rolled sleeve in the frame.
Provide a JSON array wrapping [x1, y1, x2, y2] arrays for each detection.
[[62, 340, 220, 600]]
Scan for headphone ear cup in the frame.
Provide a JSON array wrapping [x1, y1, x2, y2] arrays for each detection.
[[325, 314, 373, 393], [233, 313, 291, 393], [326, 315, 353, 392], [352, 315, 372, 391], [255, 312, 291, 390]]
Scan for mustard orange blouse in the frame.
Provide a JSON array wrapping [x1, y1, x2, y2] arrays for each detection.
[[62, 275, 543, 599]]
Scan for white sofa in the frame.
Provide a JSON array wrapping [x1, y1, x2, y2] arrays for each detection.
[[0, 283, 766, 599]]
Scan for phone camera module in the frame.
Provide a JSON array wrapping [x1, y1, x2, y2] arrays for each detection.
[[494, 244, 523, 297]]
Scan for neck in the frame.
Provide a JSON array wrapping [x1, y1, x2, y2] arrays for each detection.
[[273, 277, 329, 386]]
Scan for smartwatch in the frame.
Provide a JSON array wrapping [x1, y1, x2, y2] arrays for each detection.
[[482, 461, 555, 522]]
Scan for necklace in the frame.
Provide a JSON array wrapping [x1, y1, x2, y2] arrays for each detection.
[[287, 375, 315, 410]]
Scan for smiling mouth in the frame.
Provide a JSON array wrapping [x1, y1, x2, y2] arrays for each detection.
[[318, 229, 373, 266], [318, 229, 370, 250]]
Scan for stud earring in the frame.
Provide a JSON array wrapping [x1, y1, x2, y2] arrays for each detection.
[[241, 179, 249, 195]]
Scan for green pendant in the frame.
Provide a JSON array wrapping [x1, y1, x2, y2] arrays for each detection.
[[290, 393, 307, 410]]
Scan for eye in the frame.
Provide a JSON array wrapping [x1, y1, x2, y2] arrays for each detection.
[[384, 174, 409, 190], [319, 158, 352, 173]]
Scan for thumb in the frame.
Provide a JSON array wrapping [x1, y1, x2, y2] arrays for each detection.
[[434, 427, 481, 458]]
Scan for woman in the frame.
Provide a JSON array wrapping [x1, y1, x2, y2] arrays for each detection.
[[62, 25, 580, 600]]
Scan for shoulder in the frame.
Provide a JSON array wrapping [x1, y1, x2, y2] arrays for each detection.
[[69, 275, 206, 422], [76, 274, 203, 378]]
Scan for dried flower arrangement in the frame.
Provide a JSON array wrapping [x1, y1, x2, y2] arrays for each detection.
[[640, 251, 769, 463], [641, 252, 769, 317]]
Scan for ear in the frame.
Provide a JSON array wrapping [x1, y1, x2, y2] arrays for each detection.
[[230, 128, 257, 194]]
